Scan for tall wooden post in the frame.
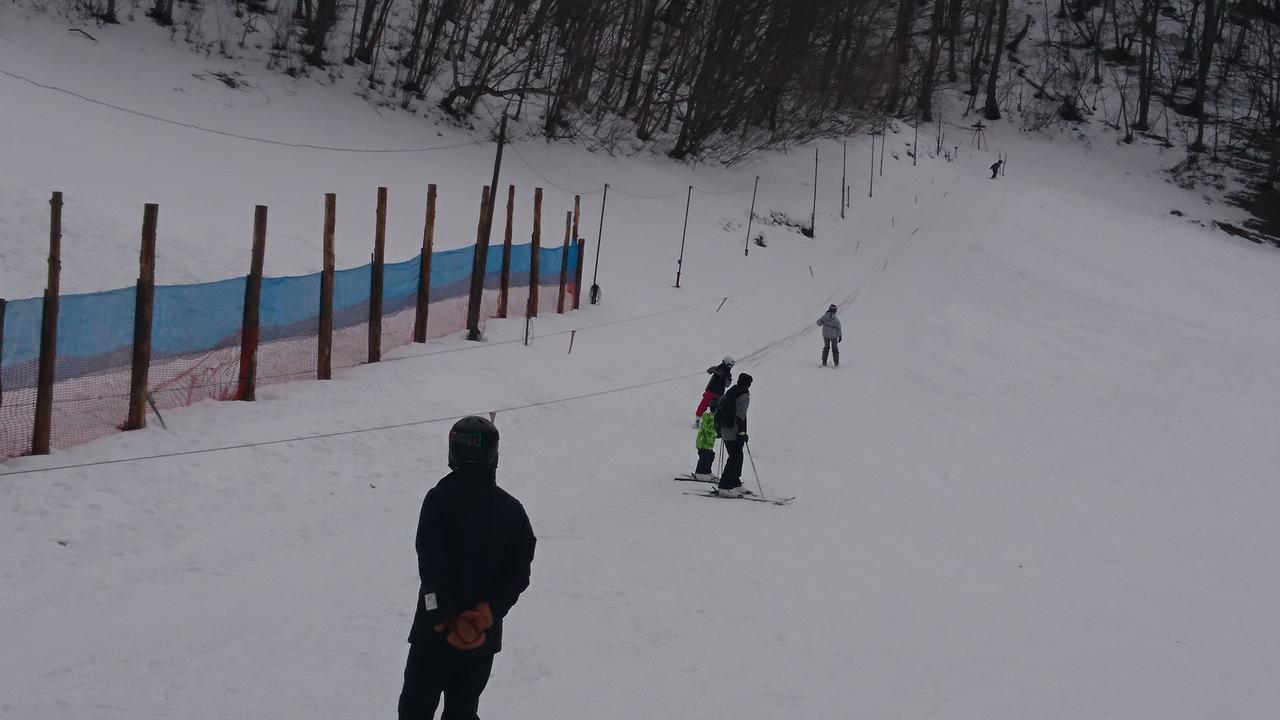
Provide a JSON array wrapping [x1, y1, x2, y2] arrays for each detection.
[[557, 211, 571, 313], [127, 203, 158, 429], [0, 298, 7, 411], [369, 187, 387, 363], [238, 205, 267, 401], [869, 134, 876, 198], [571, 195, 582, 309], [744, 177, 759, 257], [318, 194, 336, 378], [32, 191, 63, 454], [469, 114, 507, 341], [466, 186, 492, 339], [498, 184, 514, 318], [529, 188, 542, 318], [413, 185, 437, 343]]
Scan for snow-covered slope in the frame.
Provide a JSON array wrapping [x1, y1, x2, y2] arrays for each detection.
[[3, 10, 1280, 720]]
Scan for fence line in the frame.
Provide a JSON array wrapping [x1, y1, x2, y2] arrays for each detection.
[[0, 187, 583, 460]]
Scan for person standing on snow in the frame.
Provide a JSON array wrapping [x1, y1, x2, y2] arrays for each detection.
[[694, 356, 735, 425], [990, 158, 1004, 179], [817, 304, 842, 367], [398, 416, 536, 720], [715, 373, 753, 496], [691, 398, 720, 481]]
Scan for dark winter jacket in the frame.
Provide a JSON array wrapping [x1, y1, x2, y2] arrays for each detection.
[[716, 375, 752, 441], [817, 311, 842, 341], [408, 465, 536, 655], [704, 363, 733, 395]]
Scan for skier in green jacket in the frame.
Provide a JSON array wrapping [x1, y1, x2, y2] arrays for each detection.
[[691, 398, 720, 480]]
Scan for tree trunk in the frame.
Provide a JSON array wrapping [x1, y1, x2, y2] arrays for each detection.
[[918, 0, 947, 121], [306, 0, 336, 67], [983, 0, 1010, 120]]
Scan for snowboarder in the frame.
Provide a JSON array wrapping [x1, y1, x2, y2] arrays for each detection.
[[816, 304, 842, 367], [990, 158, 1004, 179], [398, 416, 536, 720], [715, 373, 752, 496], [692, 398, 720, 481], [694, 356, 735, 425]]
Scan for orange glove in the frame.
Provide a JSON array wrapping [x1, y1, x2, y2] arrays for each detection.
[[442, 602, 494, 651]]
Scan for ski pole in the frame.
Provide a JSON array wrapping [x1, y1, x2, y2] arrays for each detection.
[[746, 443, 765, 499]]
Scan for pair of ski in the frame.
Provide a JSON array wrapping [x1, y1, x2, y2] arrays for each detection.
[[673, 475, 795, 506]]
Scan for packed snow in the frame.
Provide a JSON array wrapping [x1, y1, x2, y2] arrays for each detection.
[[3, 10, 1279, 720]]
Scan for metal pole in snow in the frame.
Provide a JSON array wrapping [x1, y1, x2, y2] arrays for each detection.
[[809, 146, 818, 236], [675, 185, 691, 288], [841, 140, 847, 220], [744, 176, 759, 257], [590, 183, 608, 304]]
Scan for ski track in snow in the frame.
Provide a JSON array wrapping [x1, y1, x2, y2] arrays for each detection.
[[3, 10, 1280, 720]]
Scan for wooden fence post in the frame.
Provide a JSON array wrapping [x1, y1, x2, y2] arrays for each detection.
[[32, 191, 62, 454], [127, 203, 158, 430], [466, 186, 492, 340], [572, 194, 582, 310], [574, 238, 585, 308], [318, 193, 335, 378], [238, 205, 267, 401], [498, 184, 514, 318], [413, 185, 436, 343], [529, 188, 542, 318], [369, 186, 387, 363], [557, 210, 570, 314], [0, 298, 7, 411]]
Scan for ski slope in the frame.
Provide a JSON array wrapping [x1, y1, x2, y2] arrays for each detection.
[[4, 11, 1280, 720]]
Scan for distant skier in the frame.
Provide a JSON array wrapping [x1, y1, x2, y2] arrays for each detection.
[[816, 304, 842, 367], [691, 398, 720, 481], [398, 416, 536, 720], [990, 158, 1004, 179], [694, 356, 735, 425], [714, 373, 752, 496]]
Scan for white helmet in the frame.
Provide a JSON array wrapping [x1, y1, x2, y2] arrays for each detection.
[[722, 356, 735, 367]]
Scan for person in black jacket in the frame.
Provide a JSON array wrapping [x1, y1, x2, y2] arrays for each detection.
[[714, 373, 752, 496], [398, 416, 536, 720], [694, 356, 734, 425]]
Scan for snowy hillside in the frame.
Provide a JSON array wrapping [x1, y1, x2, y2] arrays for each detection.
[[4, 10, 1280, 720]]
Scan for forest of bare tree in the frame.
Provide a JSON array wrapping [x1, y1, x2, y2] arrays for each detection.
[[64, 0, 1280, 226]]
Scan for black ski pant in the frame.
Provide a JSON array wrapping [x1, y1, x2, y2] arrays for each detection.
[[398, 641, 495, 720], [695, 448, 716, 475], [822, 338, 840, 366], [720, 439, 745, 489]]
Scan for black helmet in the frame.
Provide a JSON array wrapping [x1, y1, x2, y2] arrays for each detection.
[[828, 304, 837, 312], [737, 373, 753, 388], [448, 416, 499, 469]]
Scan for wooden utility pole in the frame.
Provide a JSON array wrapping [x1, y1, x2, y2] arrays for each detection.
[[571, 195, 583, 310], [498, 184, 514, 318], [319, 194, 336, 377], [32, 191, 63, 454], [238, 205, 268, 402], [127, 203, 158, 429], [413, 185, 437, 341], [529, 188, 542, 317], [557, 211, 571, 313], [468, 114, 507, 340], [368, 187, 387, 363]]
